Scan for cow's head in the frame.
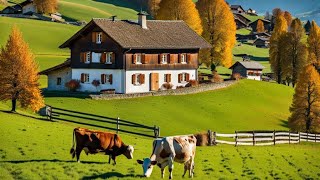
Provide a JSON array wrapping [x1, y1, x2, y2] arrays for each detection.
[[137, 158, 157, 177], [123, 145, 134, 159]]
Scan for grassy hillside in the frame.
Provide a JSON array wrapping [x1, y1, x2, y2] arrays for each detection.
[[0, 81, 319, 179]]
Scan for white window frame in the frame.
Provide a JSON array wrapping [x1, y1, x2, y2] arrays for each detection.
[[101, 74, 111, 84], [97, 32, 102, 44], [84, 73, 90, 83], [181, 73, 187, 82], [161, 54, 167, 64], [136, 54, 142, 64], [85, 52, 91, 64], [134, 73, 143, 86], [106, 53, 112, 64], [181, 54, 187, 64]]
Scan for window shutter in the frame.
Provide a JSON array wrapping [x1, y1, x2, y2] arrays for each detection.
[[109, 74, 113, 84], [186, 73, 190, 81], [111, 53, 115, 64], [81, 73, 85, 83], [169, 54, 176, 64], [140, 74, 145, 84], [141, 54, 146, 64], [101, 74, 105, 84], [80, 52, 85, 63], [101, 33, 107, 43], [132, 74, 136, 84], [187, 54, 192, 64], [178, 54, 182, 63], [178, 74, 182, 83], [92, 32, 96, 43], [132, 54, 137, 64], [158, 54, 162, 64], [168, 74, 171, 82], [101, 53, 107, 63]]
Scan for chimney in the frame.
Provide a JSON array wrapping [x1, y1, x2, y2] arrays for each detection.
[[137, 11, 148, 29], [111, 15, 117, 22]]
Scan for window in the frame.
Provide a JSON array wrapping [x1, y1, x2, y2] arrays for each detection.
[[101, 74, 113, 84], [181, 54, 186, 64], [161, 54, 167, 64], [132, 74, 145, 85], [97, 32, 102, 44], [136, 54, 142, 64], [80, 73, 90, 83], [181, 73, 186, 82], [106, 53, 113, 64], [86, 52, 91, 63], [57, 78, 61, 85], [91, 52, 101, 63], [178, 73, 189, 83], [164, 74, 171, 83]]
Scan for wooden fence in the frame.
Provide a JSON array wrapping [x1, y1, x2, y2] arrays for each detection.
[[206, 130, 320, 146], [45, 105, 160, 138]]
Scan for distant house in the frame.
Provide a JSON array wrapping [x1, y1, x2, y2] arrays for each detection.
[[253, 37, 270, 48], [234, 17, 247, 29], [1, 0, 35, 14], [229, 61, 265, 81], [247, 8, 257, 16], [249, 19, 271, 32], [40, 13, 211, 93], [231, 5, 246, 14], [236, 32, 271, 42]]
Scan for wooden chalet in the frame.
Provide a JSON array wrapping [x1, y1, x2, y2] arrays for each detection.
[[247, 8, 257, 16], [253, 37, 270, 48], [40, 12, 211, 94], [249, 19, 271, 32], [1, 0, 35, 14], [231, 5, 246, 14], [229, 61, 265, 81], [236, 32, 271, 42]]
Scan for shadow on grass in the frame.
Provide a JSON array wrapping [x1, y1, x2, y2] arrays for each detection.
[[42, 90, 98, 99], [82, 172, 141, 179], [93, 0, 142, 12], [0, 159, 107, 164], [250, 56, 269, 61], [280, 120, 289, 128], [0, 110, 49, 122]]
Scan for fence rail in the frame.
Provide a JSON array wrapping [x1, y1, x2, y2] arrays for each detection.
[[207, 130, 320, 146], [45, 105, 160, 138]]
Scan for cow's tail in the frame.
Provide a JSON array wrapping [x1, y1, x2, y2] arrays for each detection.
[[70, 129, 76, 159]]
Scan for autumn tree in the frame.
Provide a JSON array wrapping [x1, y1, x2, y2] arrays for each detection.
[[156, 0, 203, 35], [307, 21, 320, 68], [284, 11, 292, 27], [0, 27, 44, 112], [0, 0, 7, 5], [282, 18, 308, 87], [288, 64, 320, 133], [269, 12, 288, 84], [256, 19, 265, 33], [148, 0, 161, 18], [34, 0, 58, 14], [196, 0, 236, 67]]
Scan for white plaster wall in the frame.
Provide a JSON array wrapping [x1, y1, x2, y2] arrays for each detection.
[[71, 69, 125, 93], [47, 68, 72, 91], [125, 69, 197, 94], [247, 75, 261, 81], [22, 4, 36, 14]]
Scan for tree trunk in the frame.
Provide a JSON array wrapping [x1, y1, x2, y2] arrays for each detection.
[[11, 98, 16, 112]]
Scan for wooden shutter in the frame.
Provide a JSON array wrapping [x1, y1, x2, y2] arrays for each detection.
[[80, 52, 85, 63], [140, 74, 145, 84], [111, 53, 115, 64], [92, 32, 96, 43], [169, 54, 176, 64], [101, 74, 105, 84], [132, 54, 137, 64], [141, 54, 146, 64], [178, 74, 182, 83], [101, 33, 107, 43], [186, 73, 190, 81], [100, 53, 106, 63], [132, 74, 136, 84], [168, 74, 171, 82], [158, 54, 162, 64], [178, 54, 182, 63], [187, 54, 192, 64], [144, 54, 151, 64], [80, 73, 85, 83], [109, 74, 113, 84]]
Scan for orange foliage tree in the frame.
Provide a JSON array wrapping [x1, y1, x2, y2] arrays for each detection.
[[34, 0, 58, 14], [0, 26, 44, 112], [196, 0, 236, 67], [256, 19, 265, 33], [307, 21, 320, 68], [148, 0, 161, 18], [269, 12, 287, 84], [156, 0, 203, 35], [289, 64, 320, 133], [284, 11, 292, 27]]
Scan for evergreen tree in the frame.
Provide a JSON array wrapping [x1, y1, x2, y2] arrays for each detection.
[[289, 64, 320, 133], [156, 0, 203, 35], [0, 27, 44, 112], [196, 0, 236, 67], [34, 0, 58, 14], [256, 19, 265, 33]]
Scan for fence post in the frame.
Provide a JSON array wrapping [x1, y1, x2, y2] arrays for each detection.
[[47, 106, 52, 121], [235, 131, 238, 147], [116, 117, 120, 134], [253, 131, 255, 146], [298, 132, 301, 143], [207, 130, 213, 146], [289, 131, 291, 144], [307, 132, 309, 142], [315, 133, 317, 143], [273, 130, 276, 146], [154, 126, 160, 138], [213, 132, 217, 145]]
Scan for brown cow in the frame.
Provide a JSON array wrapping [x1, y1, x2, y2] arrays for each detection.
[[70, 127, 134, 165]]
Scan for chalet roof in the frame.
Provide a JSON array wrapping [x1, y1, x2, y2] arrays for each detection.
[[39, 60, 71, 75], [233, 13, 251, 23], [60, 19, 211, 49], [234, 18, 247, 26], [20, 0, 33, 7], [229, 61, 265, 70], [249, 19, 271, 25], [253, 37, 270, 43], [231, 5, 244, 10]]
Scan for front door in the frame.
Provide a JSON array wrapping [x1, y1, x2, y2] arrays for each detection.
[[150, 73, 159, 91]]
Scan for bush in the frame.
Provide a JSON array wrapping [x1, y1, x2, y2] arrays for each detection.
[[92, 79, 100, 87], [212, 71, 223, 83], [210, 64, 216, 71], [231, 73, 241, 80], [185, 80, 199, 87], [65, 79, 80, 92], [161, 83, 173, 90]]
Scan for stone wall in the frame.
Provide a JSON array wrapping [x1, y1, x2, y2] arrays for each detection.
[[90, 81, 237, 100]]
